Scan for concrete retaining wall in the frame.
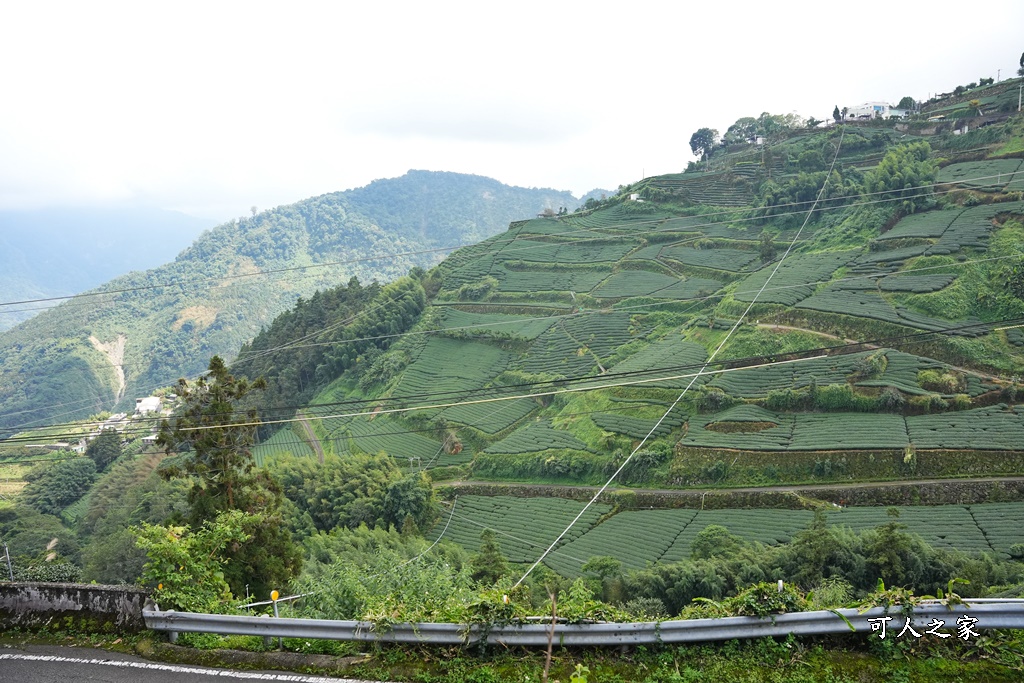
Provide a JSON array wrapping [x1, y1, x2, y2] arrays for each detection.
[[0, 582, 149, 633]]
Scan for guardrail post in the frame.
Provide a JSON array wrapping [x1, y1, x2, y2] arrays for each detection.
[[165, 610, 177, 644], [259, 614, 272, 648]]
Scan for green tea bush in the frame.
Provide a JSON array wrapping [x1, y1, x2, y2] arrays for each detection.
[[11, 561, 82, 583], [878, 386, 906, 412], [813, 383, 877, 412], [918, 368, 965, 393]]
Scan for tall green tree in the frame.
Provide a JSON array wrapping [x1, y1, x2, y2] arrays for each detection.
[[758, 232, 777, 263], [832, 105, 841, 122], [159, 356, 265, 513], [131, 510, 250, 612], [158, 356, 301, 599], [470, 528, 508, 585], [723, 116, 758, 145], [865, 508, 925, 587], [689, 127, 719, 161], [86, 428, 122, 472], [269, 453, 436, 539]]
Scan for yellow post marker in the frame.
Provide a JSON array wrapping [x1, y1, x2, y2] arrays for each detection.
[[270, 589, 282, 650]]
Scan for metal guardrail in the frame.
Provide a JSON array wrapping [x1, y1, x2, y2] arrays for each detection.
[[143, 601, 1024, 647]]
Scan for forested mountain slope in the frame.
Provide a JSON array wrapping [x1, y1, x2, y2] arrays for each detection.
[[0, 171, 577, 435], [0, 207, 209, 331]]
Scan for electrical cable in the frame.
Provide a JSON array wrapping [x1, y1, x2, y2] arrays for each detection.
[[512, 125, 849, 588], [4, 162, 1019, 432], [2, 312, 1020, 446], [1, 163, 1018, 418], [5, 238, 1020, 436], [4, 168, 1015, 389], [1, 165, 1019, 317]]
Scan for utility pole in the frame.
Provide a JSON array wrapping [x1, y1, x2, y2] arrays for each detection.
[[1019, 83, 1022, 113], [3, 543, 13, 582]]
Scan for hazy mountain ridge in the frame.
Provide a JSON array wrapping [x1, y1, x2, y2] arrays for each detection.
[[0, 207, 210, 331], [0, 172, 579, 435]]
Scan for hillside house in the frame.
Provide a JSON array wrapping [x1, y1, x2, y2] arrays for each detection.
[[134, 396, 162, 416], [844, 101, 907, 120], [102, 412, 129, 432]]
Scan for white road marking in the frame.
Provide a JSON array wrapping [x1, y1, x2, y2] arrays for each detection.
[[0, 653, 390, 682]]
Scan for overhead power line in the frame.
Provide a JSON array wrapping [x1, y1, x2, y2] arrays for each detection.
[[1, 166, 1019, 315], [3, 312, 1021, 445], [512, 125, 848, 587], [3, 166, 1021, 430]]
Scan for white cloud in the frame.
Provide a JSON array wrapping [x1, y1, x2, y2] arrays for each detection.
[[1, 1, 1022, 220]]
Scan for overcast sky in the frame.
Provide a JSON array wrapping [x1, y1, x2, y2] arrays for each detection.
[[2, 1, 1023, 223]]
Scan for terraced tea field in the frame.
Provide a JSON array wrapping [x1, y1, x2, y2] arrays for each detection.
[[795, 287, 979, 334], [681, 409, 795, 450], [496, 239, 638, 265], [733, 251, 857, 305], [436, 498, 1024, 578], [515, 313, 634, 377], [428, 495, 612, 563], [659, 245, 761, 272], [437, 308, 559, 340], [544, 508, 698, 575], [938, 159, 1024, 192], [391, 337, 512, 406], [0, 461, 30, 501], [869, 201, 1024, 259], [643, 171, 757, 206], [591, 408, 687, 440], [591, 271, 688, 299], [561, 206, 672, 233], [875, 208, 961, 241], [494, 267, 610, 294], [253, 427, 316, 466], [346, 415, 445, 463], [606, 335, 708, 390], [707, 349, 965, 398], [483, 420, 590, 454], [906, 404, 1024, 450], [831, 273, 958, 294], [435, 397, 538, 436]]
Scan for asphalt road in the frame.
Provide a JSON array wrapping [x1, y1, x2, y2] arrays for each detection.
[[0, 645, 388, 683]]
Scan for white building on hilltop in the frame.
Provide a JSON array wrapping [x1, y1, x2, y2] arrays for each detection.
[[135, 396, 162, 416], [845, 101, 899, 119]]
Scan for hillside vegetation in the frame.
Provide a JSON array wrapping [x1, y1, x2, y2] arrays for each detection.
[[0, 207, 209, 332], [0, 171, 578, 436], [5, 81, 1024, 682], [239, 96, 1024, 582], [258, 121, 1023, 466]]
